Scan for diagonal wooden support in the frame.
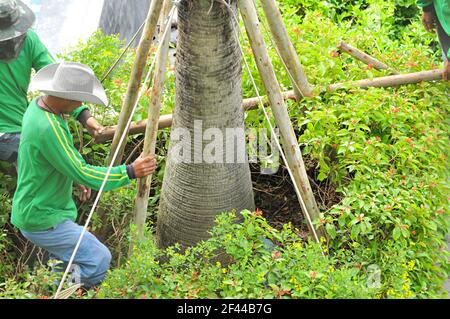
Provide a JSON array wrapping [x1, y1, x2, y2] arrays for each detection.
[[337, 41, 398, 74], [108, 0, 165, 166], [130, 0, 174, 248], [329, 69, 444, 91], [238, 0, 324, 239], [259, 0, 313, 99]]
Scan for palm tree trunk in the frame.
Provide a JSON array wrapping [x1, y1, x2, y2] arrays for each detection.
[[156, 0, 255, 248]]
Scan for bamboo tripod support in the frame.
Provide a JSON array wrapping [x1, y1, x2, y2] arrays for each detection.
[[99, 0, 446, 244], [130, 0, 174, 248], [238, 0, 324, 238], [108, 0, 165, 166], [259, 0, 313, 99], [329, 69, 444, 91]]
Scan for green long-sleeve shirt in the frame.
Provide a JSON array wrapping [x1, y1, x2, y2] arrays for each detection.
[[417, 0, 450, 58], [0, 29, 87, 133], [11, 100, 130, 232]]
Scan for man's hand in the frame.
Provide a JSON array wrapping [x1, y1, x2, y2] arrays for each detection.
[[422, 11, 437, 33], [78, 185, 92, 202], [85, 117, 105, 139], [132, 154, 158, 178], [444, 60, 450, 81]]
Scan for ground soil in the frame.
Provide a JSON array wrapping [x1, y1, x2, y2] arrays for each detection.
[[251, 159, 342, 238]]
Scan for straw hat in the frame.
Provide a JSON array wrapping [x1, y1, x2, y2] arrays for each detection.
[[30, 62, 109, 106]]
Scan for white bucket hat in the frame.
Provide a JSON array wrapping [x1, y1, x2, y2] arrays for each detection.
[[30, 62, 109, 106]]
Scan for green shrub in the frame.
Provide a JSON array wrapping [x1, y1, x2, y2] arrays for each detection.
[[0, 266, 59, 299], [97, 211, 378, 299], [0, 166, 16, 282]]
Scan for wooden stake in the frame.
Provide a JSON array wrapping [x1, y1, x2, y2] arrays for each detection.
[[259, 0, 313, 99], [238, 0, 324, 238], [131, 0, 173, 244], [329, 69, 444, 91], [108, 0, 164, 166], [337, 41, 398, 74]]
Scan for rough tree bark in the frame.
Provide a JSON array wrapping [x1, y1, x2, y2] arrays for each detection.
[[156, 0, 255, 248]]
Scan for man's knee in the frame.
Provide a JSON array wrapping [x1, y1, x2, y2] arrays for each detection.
[[77, 237, 112, 288], [82, 244, 111, 288], [95, 244, 112, 273]]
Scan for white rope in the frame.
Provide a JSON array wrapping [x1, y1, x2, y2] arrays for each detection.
[[54, 5, 178, 299], [101, 21, 146, 83], [220, 0, 322, 246]]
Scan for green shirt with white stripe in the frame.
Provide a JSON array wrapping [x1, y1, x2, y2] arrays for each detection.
[[0, 29, 87, 133], [11, 99, 130, 232]]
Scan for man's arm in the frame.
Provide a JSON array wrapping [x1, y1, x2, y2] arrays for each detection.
[[41, 111, 131, 191], [72, 107, 105, 139], [417, 1, 437, 32], [40, 112, 157, 191], [29, 29, 55, 71]]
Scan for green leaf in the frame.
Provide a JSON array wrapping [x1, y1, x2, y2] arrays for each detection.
[[393, 227, 401, 240], [351, 225, 360, 239], [317, 172, 328, 182], [401, 227, 410, 238], [338, 214, 347, 227], [326, 223, 337, 239], [247, 223, 255, 237]]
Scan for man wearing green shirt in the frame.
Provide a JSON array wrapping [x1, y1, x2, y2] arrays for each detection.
[[417, 0, 450, 79], [0, 0, 103, 163], [11, 61, 158, 288]]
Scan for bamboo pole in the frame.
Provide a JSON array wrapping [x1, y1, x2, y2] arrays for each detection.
[[337, 41, 398, 74], [259, 0, 313, 99], [108, 0, 164, 166], [131, 0, 173, 243], [328, 69, 444, 91], [238, 0, 324, 238], [95, 91, 297, 143]]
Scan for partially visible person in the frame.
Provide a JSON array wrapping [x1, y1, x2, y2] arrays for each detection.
[[11, 62, 158, 288], [0, 0, 104, 163], [418, 0, 450, 79]]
